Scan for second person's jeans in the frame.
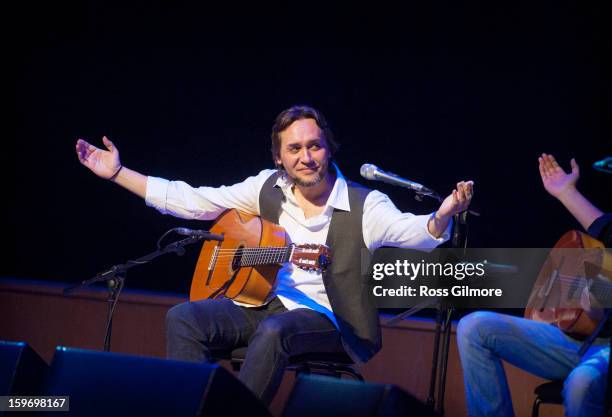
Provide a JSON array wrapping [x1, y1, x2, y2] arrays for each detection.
[[457, 311, 609, 417]]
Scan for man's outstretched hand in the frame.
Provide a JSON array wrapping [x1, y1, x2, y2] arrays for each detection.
[[437, 180, 474, 219], [538, 153, 579, 199], [428, 180, 474, 238], [538, 152, 603, 232], [76, 136, 122, 180]]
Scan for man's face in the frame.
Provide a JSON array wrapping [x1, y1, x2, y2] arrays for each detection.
[[276, 118, 331, 188]]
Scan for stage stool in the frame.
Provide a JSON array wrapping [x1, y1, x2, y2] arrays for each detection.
[[532, 335, 612, 417], [531, 380, 564, 417], [211, 347, 364, 381], [532, 375, 612, 417]]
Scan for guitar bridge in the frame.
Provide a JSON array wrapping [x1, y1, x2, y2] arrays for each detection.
[[208, 245, 220, 271]]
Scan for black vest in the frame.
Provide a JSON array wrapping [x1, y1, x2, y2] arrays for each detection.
[[258, 172, 381, 363]]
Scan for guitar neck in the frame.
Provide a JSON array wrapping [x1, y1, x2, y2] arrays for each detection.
[[558, 273, 612, 303], [239, 246, 292, 267]]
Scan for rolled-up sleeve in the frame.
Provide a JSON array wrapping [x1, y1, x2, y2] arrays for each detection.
[[144, 169, 276, 220], [362, 190, 451, 252], [587, 213, 612, 247]]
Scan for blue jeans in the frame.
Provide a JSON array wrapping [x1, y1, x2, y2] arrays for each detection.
[[457, 311, 609, 417], [165, 297, 345, 404]]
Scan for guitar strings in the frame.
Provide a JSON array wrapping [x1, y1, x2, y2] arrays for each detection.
[[212, 247, 321, 252], [540, 274, 612, 299], [212, 248, 309, 253], [209, 248, 324, 268], [209, 247, 321, 258], [207, 246, 323, 269]]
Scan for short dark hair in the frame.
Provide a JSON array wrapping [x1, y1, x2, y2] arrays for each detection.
[[270, 105, 340, 168]]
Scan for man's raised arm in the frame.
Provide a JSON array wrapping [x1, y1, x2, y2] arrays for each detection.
[[76, 136, 148, 198], [538, 153, 603, 231]]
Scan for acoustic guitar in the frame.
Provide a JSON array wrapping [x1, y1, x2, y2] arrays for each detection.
[[189, 209, 332, 306], [525, 230, 612, 337]]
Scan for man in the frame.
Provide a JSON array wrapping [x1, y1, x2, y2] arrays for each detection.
[[457, 153, 610, 417], [76, 105, 474, 404]]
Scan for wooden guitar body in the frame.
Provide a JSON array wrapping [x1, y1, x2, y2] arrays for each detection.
[[190, 209, 287, 306], [189, 209, 331, 307], [525, 230, 612, 337]]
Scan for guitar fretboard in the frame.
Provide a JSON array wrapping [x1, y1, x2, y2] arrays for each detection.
[[238, 246, 292, 267]]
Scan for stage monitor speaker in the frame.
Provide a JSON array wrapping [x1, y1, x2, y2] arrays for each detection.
[[41, 346, 271, 417], [0, 340, 48, 396], [283, 375, 439, 417]]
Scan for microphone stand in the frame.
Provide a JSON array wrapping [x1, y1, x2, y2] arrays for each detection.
[[64, 232, 223, 352], [387, 188, 474, 416]]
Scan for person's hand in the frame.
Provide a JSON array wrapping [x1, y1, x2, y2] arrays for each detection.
[[538, 153, 579, 199], [76, 136, 122, 180], [427, 180, 474, 238], [437, 180, 474, 220]]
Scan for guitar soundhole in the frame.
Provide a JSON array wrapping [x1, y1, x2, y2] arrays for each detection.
[[232, 245, 245, 270]]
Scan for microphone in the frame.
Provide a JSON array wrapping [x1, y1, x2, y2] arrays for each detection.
[[360, 163, 434, 194], [592, 157, 612, 174], [175, 228, 224, 241], [455, 260, 519, 275], [481, 260, 519, 275]]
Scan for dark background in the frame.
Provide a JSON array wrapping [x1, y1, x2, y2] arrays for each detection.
[[8, 1, 610, 296]]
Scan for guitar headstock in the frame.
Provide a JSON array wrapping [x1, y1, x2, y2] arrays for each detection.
[[290, 244, 332, 272]]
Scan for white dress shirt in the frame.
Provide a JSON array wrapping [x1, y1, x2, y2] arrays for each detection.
[[145, 165, 450, 327]]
